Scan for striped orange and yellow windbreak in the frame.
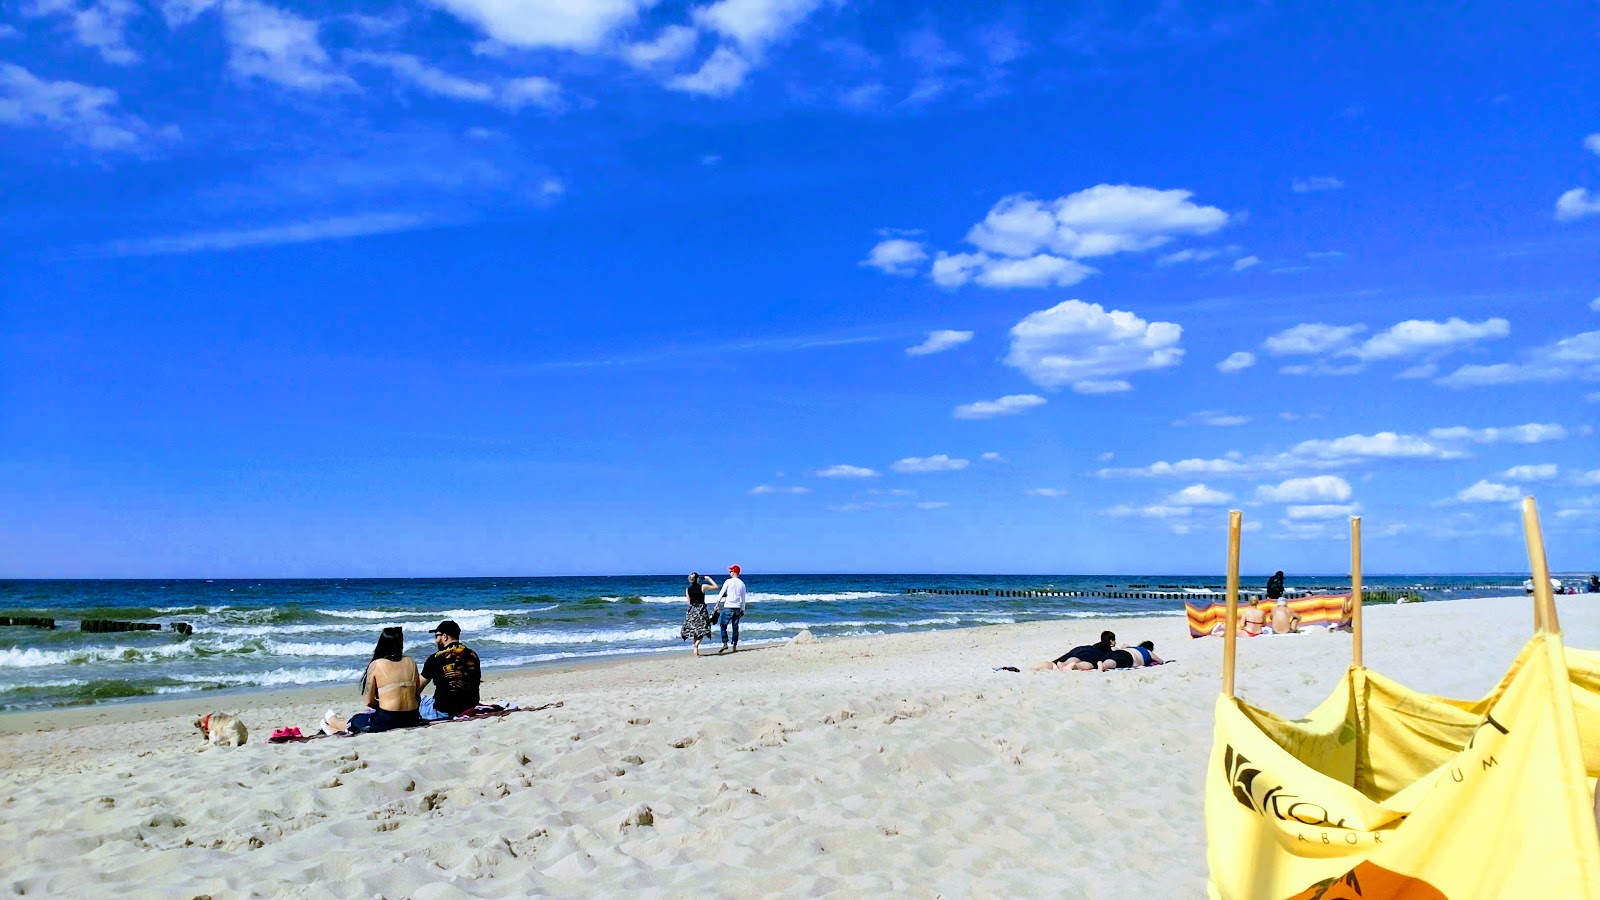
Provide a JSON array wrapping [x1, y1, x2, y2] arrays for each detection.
[[1185, 594, 1352, 638]]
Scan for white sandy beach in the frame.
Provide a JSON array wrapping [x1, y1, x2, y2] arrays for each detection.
[[1, 594, 1595, 898]]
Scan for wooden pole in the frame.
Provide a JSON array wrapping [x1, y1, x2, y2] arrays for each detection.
[[1224, 510, 1242, 698], [1351, 516, 1363, 669], [1523, 496, 1560, 634]]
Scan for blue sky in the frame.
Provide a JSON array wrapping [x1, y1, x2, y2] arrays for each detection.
[[1, 0, 1597, 578]]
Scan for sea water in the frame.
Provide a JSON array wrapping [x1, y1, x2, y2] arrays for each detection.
[[0, 574, 1541, 711]]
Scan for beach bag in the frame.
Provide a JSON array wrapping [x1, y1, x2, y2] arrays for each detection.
[[1204, 501, 1600, 899]]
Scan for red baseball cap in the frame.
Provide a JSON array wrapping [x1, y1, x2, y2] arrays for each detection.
[[728, 564, 741, 574]]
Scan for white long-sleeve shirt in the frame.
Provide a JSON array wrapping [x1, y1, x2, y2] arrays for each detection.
[[718, 576, 747, 610]]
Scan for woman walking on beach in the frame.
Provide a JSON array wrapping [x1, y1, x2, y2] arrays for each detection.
[[681, 572, 718, 657]]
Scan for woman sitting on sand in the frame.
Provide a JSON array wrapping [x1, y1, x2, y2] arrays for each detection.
[[323, 627, 423, 734], [1099, 640, 1165, 671], [681, 572, 718, 657], [1031, 631, 1117, 671]]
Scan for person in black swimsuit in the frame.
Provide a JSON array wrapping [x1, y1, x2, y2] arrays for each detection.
[[1032, 631, 1117, 671], [1099, 640, 1165, 671]]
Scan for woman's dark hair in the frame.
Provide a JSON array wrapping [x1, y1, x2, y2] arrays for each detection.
[[1096, 630, 1116, 650], [360, 627, 405, 693], [1139, 640, 1155, 650]]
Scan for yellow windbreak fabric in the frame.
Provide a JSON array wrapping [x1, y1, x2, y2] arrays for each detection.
[[1206, 633, 1600, 899]]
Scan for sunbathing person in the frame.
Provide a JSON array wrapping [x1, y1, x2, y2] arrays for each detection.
[[323, 626, 424, 734], [1099, 640, 1165, 670], [1032, 631, 1116, 671], [1240, 598, 1267, 637], [1270, 599, 1301, 634]]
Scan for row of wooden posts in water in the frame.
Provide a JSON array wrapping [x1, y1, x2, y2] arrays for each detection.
[[0, 617, 193, 635], [904, 587, 1422, 603]]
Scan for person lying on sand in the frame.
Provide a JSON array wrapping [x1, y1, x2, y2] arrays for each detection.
[[1099, 640, 1165, 671], [1030, 631, 1116, 671]]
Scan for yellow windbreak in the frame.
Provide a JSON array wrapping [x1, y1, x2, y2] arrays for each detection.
[[1206, 632, 1600, 900]]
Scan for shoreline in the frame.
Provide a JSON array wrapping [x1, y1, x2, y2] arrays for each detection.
[[1, 594, 1592, 896]]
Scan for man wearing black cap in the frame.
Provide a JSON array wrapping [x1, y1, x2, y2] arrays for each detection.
[[419, 620, 481, 721]]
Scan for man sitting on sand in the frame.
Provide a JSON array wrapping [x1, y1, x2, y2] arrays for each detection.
[[1100, 640, 1165, 670], [1270, 599, 1300, 635], [1032, 631, 1116, 671], [419, 620, 481, 721]]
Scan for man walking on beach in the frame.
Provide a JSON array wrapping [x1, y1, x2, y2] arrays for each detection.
[[717, 564, 747, 653], [420, 620, 481, 720]]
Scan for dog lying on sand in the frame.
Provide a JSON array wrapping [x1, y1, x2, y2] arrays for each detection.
[[194, 713, 247, 748]]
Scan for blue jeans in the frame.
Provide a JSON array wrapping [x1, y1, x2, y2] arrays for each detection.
[[720, 607, 744, 646], [419, 696, 451, 721]]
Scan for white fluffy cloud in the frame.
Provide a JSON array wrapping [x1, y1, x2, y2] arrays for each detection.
[[668, 46, 752, 96], [1167, 484, 1232, 506], [1263, 317, 1510, 374], [1026, 488, 1068, 498], [1557, 188, 1600, 222], [427, 0, 645, 50], [1232, 255, 1260, 272], [1257, 475, 1352, 503], [1285, 503, 1359, 520], [1576, 469, 1600, 487], [1263, 323, 1367, 356], [891, 454, 969, 474], [1098, 457, 1248, 478], [1501, 464, 1558, 481], [1004, 300, 1183, 393], [749, 484, 810, 495], [1289, 432, 1463, 461], [1437, 331, 1600, 387], [899, 184, 1226, 290], [1292, 176, 1344, 193], [814, 464, 878, 478], [905, 329, 973, 357], [1592, 296, 1600, 312], [24, 0, 141, 64], [0, 62, 172, 152], [1217, 351, 1256, 373], [1173, 411, 1249, 427], [1456, 480, 1521, 503], [622, 24, 699, 68], [862, 239, 927, 275], [952, 394, 1046, 420], [980, 452, 1008, 463], [1428, 423, 1567, 444], [966, 185, 1228, 259], [216, 0, 354, 91], [691, 0, 822, 53], [348, 53, 561, 109]]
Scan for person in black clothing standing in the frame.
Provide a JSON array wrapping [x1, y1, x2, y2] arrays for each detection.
[[1265, 571, 1286, 601], [419, 619, 481, 720], [681, 572, 718, 657]]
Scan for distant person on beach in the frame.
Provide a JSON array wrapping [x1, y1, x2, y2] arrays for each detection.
[[1100, 640, 1164, 670], [716, 564, 747, 653], [682, 572, 719, 657], [1265, 571, 1285, 601], [418, 620, 481, 721], [323, 626, 423, 734], [1590, 575, 1599, 594], [1032, 631, 1117, 671], [1270, 599, 1300, 635], [1240, 599, 1267, 637]]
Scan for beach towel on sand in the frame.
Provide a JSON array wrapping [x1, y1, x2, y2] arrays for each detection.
[[1186, 594, 1351, 639], [1205, 630, 1600, 899]]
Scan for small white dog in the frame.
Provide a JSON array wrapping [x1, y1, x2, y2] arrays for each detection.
[[194, 712, 248, 748]]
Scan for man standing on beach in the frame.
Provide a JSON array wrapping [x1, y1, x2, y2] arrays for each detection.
[[717, 564, 747, 653], [419, 620, 481, 720]]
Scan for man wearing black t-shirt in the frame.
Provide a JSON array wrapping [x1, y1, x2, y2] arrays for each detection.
[[420, 620, 481, 720]]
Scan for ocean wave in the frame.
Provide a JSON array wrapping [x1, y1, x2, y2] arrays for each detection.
[[168, 666, 363, 688], [486, 627, 680, 646], [634, 590, 897, 605]]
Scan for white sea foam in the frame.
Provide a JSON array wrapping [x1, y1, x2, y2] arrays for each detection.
[[636, 590, 897, 604], [167, 666, 363, 688]]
